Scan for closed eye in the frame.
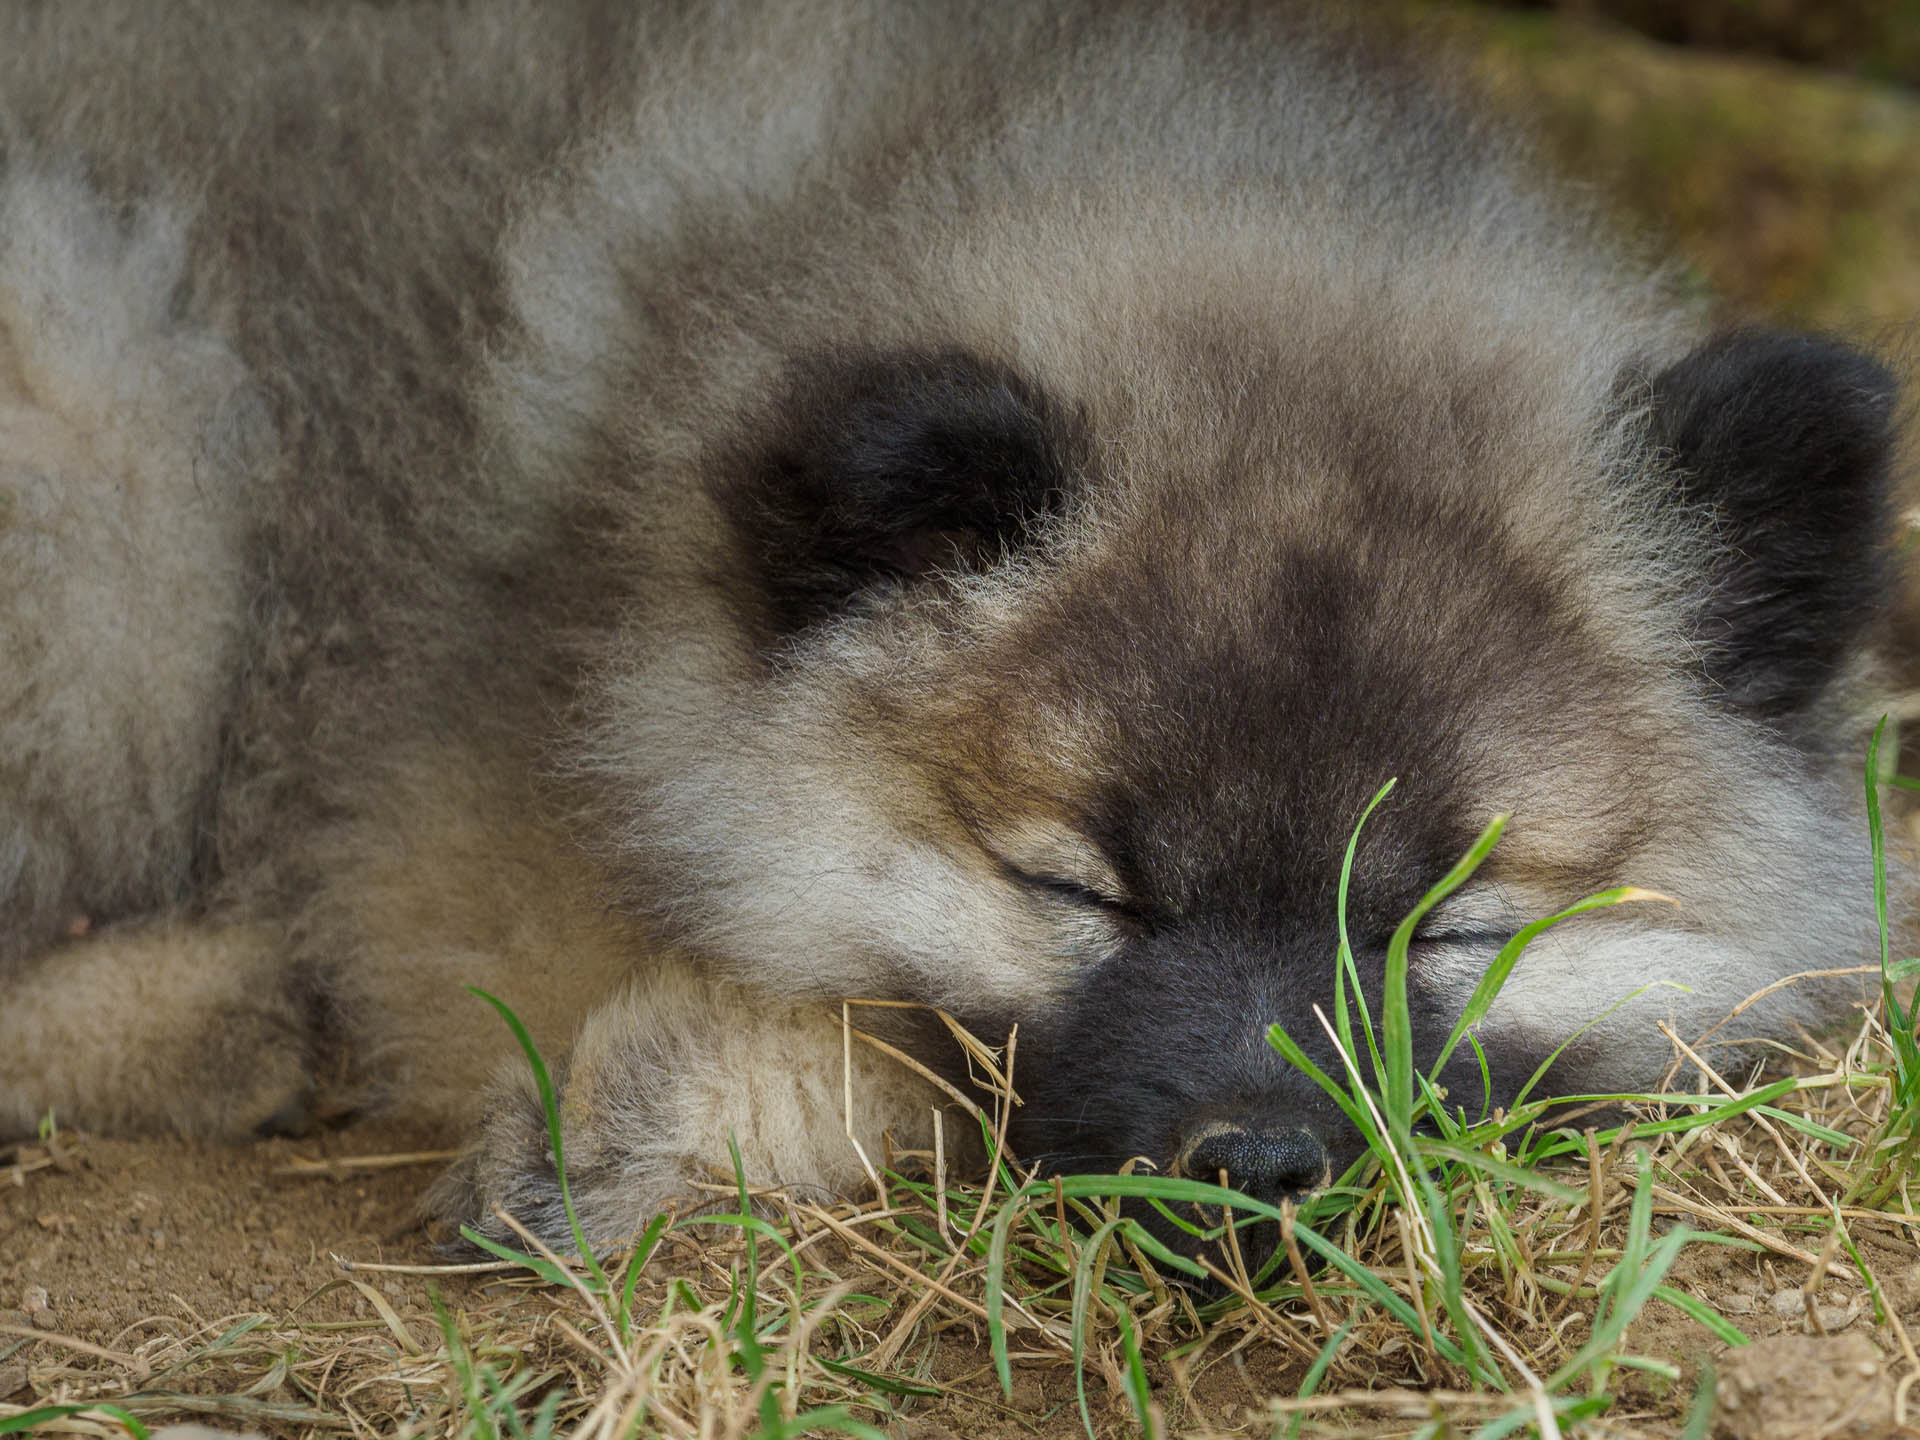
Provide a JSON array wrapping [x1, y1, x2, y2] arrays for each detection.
[[1414, 927, 1515, 950], [1004, 865, 1137, 919], [1415, 891, 1528, 952], [982, 821, 1143, 924]]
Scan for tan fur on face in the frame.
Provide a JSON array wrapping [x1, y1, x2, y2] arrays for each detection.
[[586, 653, 1093, 1011]]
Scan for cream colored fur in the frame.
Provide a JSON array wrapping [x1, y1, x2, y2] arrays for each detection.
[[0, 922, 301, 1138], [436, 959, 959, 1245], [0, 170, 260, 954], [0, 1, 1900, 1249]]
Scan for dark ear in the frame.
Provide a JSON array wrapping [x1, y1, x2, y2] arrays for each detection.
[[721, 348, 1084, 635], [1647, 329, 1898, 721]]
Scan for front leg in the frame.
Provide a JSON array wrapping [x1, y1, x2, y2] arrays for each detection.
[[429, 956, 971, 1250]]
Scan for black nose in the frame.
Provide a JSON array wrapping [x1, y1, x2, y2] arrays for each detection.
[[1182, 1127, 1328, 1204]]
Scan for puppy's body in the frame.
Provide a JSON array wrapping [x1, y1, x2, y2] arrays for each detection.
[[0, 3, 1900, 1246]]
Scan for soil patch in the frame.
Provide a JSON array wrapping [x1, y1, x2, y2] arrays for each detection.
[[2, 1127, 442, 1347]]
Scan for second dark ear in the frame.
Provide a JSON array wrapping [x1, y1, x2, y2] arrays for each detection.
[[719, 348, 1085, 636], [1646, 328, 1900, 724]]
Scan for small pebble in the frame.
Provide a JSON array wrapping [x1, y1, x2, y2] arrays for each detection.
[[19, 1286, 48, 1316], [30, 1309, 59, 1331], [250, 1283, 276, 1303], [0, 1364, 26, 1397], [1768, 1288, 1858, 1331]]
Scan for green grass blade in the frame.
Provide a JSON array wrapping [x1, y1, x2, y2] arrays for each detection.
[[1547, 1156, 1691, 1391], [1266, 1022, 1374, 1137], [1415, 1072, 1467, 1139], [1414, 1140, 1583, 1204], [1477, 1394, 1622, 1440], [687, 1209, 809, 1300], [1509, 980, 1688, 1110], [721, 1134, 783, 1432], [429, 1282, 497, 1440], [1416, 1171, 1499, 1386], [1070, 1216, 1130, 1440], [985, 1196, 1024, 1397], [1866, 718, 1920, 1080], [458, 1224, 583, 1286], [1430, 885, 1666, 1082], [1751, 1106, 1851, 1148], [815, 1357, 943, 1397], [0, 1407, 149, 1438], [1677, 1360, 1718, 1440], [1288, 1222, 1476, 1370], [1383, 812, 1507, 1129], [1335, 779, 1398, 1098], [1651, 1284, 1748, 1346], [479, 1362, 538, 1440], [525, 1388, 565, 1440], [1285, 1312, 1359, 1440], [1110, 1216, 1213, 1282], [1546, 1227, 1691, 1392], [1116, 1305, 1157, 1439], [466, 987, 611, 1293], [615, 1211, 671, 1342], [1048, 1172, 1288, 1223], [1869, 716, 1896, 985]]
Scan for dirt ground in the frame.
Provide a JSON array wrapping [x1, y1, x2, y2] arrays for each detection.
[[0, 1127, 445, 1398], [8, 1123, 1920, 1438], [0, 1125, 1275, 1437], [0, 1125, 1325, 1437]]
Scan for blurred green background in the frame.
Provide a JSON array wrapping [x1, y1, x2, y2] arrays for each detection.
[[1439, 0, 1919, 333], [1434, 0, 1920, 657]]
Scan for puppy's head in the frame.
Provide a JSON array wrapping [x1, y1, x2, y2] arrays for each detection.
[[596, 321, 1897, 1260]]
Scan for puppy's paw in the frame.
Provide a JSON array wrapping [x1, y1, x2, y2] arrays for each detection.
[[423, 1069, 687, 1255], [423, 967, 956, 1256], [0, 921, 320, 1141]]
